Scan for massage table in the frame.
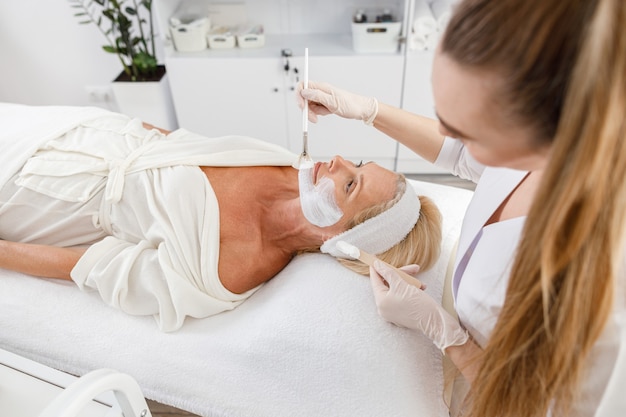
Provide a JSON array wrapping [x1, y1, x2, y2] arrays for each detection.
[[0, 179, 472, 417]]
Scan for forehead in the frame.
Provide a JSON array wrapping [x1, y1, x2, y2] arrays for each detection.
[[367, 161, 397, 182], [431, 51, 550, 170], [431, 51, 503, 134], [357, 163, 398, 205]]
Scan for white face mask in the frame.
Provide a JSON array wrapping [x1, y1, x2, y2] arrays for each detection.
[[298, 163, 343, 227]]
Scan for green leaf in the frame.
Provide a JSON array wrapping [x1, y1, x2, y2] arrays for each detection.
[[68, 0, 157, 81], [133, 51, 158, 74]]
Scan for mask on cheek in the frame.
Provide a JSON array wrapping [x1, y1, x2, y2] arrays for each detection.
[[298, 165, 343, 227]]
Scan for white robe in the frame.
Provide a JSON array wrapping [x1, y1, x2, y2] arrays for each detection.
[[435, 137, 626, 416], [0, 103, 297, 332]]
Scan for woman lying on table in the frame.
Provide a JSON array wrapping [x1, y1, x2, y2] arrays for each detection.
[[0, 103, 441, 331]]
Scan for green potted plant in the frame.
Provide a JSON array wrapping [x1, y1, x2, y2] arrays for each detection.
[[69, 0, 178, 128], [69, 0, 162, 81]]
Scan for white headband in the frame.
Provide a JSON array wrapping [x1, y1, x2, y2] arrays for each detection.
[[320, 183, 421, 257]]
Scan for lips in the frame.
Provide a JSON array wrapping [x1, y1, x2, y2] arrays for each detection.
[[313, 161, 321, 184]]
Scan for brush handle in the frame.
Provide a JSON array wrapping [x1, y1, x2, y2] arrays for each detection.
[[302, 48, 309, 134], [358, 250, 423, 289]]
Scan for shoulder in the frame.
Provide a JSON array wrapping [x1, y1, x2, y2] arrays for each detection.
[[218, 241, 292, 294]]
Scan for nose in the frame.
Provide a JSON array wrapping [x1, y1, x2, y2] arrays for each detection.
[[328, 155, 348, 173]]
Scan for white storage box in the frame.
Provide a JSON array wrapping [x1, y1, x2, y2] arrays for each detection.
[[351, 21, 402, 53], [351, 8, 402, 54], [237, 24, 265, 48], [207, 26, 236, 49], [169, 0, 212, 52], [170, 17, 210, 52]]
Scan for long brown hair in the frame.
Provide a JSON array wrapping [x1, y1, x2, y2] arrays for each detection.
[[442, 0, 626, 415]]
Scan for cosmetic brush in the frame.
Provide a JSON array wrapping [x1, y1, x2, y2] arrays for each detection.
[[336, 241, 424, 289], [298, 47, 312, 168]]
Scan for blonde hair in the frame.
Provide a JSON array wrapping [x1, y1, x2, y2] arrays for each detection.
[[443, 0, 626, 415], [338, 175, 442, 275]]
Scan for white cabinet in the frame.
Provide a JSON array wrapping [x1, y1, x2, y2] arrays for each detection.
[[165, 48, 404, 169], [153, 0, 442, 171], [166, 55, 291, 148], [300, 54, 403, 169], [398, 50, 447, 173]]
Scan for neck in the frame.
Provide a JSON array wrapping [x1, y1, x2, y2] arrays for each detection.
[[261, 197, 343, 253]]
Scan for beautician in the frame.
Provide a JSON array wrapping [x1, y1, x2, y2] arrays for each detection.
[[297, 0, 625, 415]]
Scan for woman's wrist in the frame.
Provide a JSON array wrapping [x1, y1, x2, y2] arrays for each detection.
[[363, 98, 379, 125], [445, 337, 482, 384]]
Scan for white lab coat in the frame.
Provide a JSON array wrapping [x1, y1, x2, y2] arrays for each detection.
[[0, 103, 298, 332], [434, 137, 626, 415]]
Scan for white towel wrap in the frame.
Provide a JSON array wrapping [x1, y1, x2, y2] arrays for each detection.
[[430, 0, 455, 32], [413, 0, 438, 36], [321, 182, 421, 257], [426, 32, 440, 50], [408, 32, 428, 51]]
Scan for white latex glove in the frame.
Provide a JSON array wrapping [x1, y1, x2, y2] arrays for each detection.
[[296, 81, 379, 125], [370, 260, 469, 353]]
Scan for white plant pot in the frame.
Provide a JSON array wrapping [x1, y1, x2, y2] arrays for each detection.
[[111, 69, 179, 131]]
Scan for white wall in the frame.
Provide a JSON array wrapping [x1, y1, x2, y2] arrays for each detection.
[[0, 0, 402, 107], [0, 0, 125, 106]]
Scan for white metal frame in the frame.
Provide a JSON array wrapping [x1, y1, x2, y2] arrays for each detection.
[[39, 368, 152, 417], [0, 348, 152, 417]]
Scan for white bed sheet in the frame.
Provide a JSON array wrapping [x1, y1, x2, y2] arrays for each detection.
[[0, 179, 473, 417]]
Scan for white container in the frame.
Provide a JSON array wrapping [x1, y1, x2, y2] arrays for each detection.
[[237, 24, 265, 48], [112, 69, 178, 131], [351, 21, 402, 53], [170, 17, 210, 52], [207, 26, 236, 49]]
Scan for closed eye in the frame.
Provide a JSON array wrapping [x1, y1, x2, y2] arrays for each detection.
[[346, 161, 364, 193], [346, 179, 355, 194]]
